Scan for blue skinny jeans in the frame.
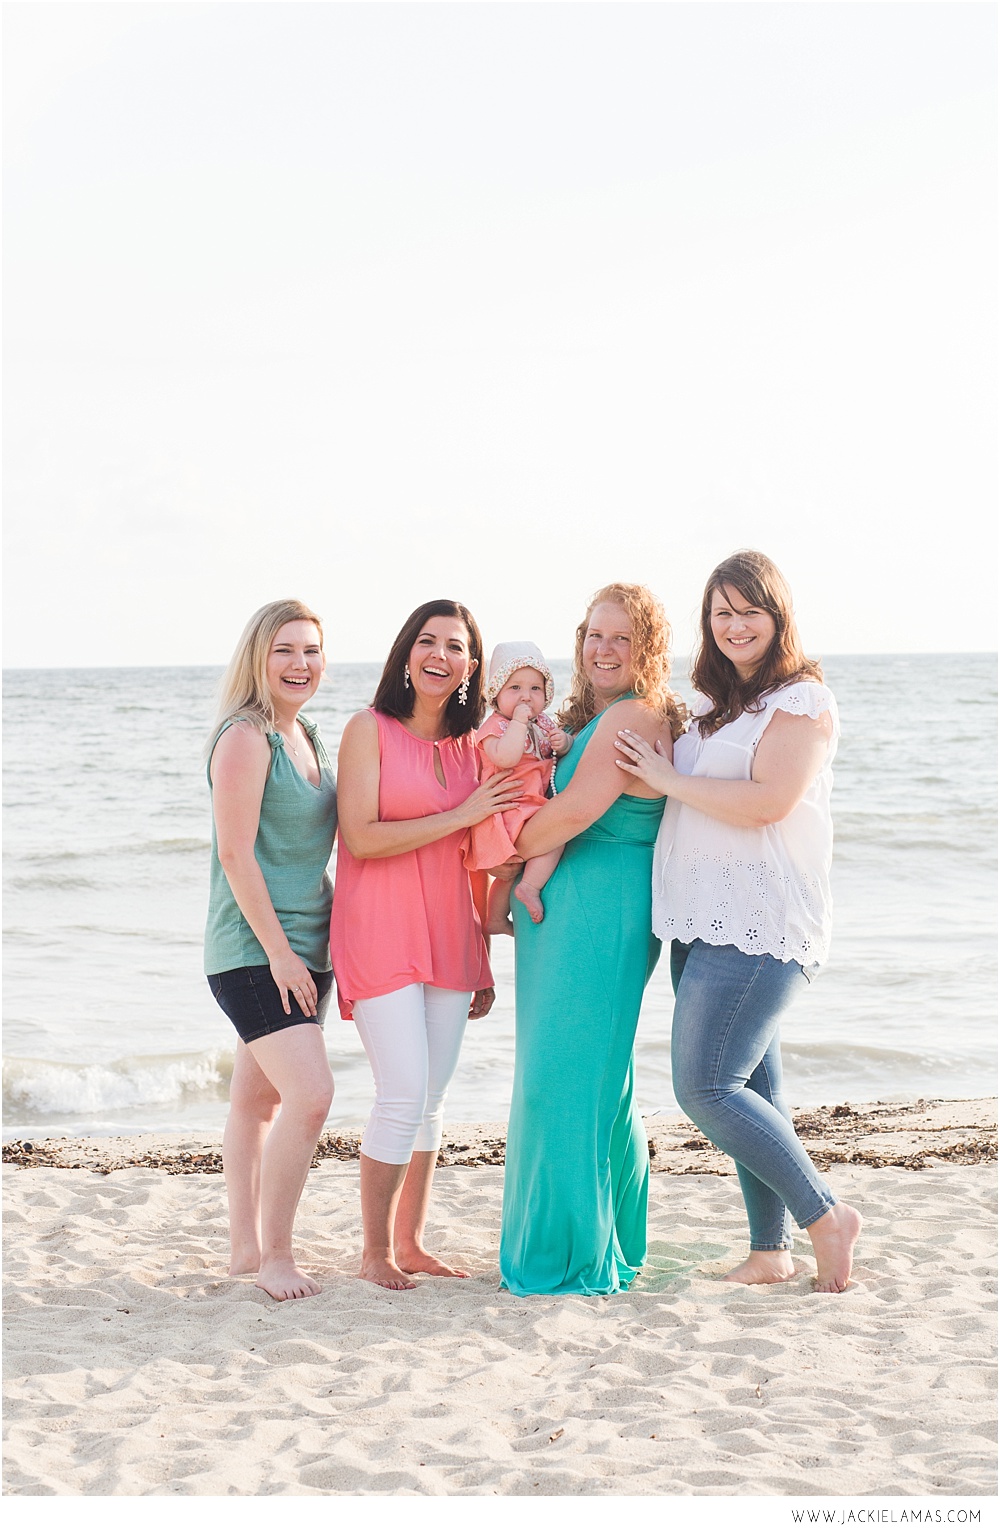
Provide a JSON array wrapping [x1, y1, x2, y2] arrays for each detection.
[[670, 939, 837, 1250]]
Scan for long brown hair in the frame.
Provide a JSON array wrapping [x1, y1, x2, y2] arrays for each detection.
[[692, 550, 822, 737], [372, 599, 486, 737], [558, 582, 687, 739]]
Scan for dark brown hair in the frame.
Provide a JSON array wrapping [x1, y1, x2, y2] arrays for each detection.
[[692, 550, 822, 737], [372, 599, 486, 737], [558, 582, 687, 740]]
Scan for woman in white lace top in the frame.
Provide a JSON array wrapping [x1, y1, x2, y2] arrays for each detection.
[[615, 550, 862, 1292]]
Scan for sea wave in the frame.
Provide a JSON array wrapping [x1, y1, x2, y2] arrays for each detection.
[[16, 838, 212, 864], [2, 1051, 234, 1119], [3, 654, 994, 1138], [781, 1038, 994, 1069], [6, 874, 99, 890]]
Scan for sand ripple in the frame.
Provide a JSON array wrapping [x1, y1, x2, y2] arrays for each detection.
[[3, 1163, 995, 1496]]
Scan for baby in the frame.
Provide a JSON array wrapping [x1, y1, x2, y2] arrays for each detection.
[[465, 642, 573, 934]]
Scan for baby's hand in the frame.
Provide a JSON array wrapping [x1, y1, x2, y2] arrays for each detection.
[[511, 702, 534, 724], [549, 728, 572, 755]]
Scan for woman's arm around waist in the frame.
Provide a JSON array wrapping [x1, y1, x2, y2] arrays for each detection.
[[337, 711, 523, 860], [515, 699, 671, 860]]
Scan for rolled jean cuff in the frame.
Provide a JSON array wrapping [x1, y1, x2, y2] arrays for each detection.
[[796, 1195, 839, 1231], [750, 1240, 794, 1252]]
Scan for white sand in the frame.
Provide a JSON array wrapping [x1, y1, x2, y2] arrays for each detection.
[[3, 1156, 995, 1497]]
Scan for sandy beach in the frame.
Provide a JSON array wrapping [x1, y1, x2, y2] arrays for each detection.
[[3, 1098, 996, 1498]]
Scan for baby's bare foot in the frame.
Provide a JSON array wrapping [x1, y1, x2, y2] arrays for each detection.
[[723, 1251, 797, 1285], [255, 1257, 322, 1301], [807, 1202, 863, 1292], [396, 1243, 469, 1278], [358, 1256, 417, 1291], [485, 911, 514, 936], [513, 881, 545, 923]]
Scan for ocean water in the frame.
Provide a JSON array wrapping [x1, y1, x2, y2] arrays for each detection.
[[3, 655, 996, 1140]]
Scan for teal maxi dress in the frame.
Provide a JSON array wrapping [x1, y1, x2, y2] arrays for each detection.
[[499, 707, 666, 1296]]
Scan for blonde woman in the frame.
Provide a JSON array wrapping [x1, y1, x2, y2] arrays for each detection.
[[205, 600, 337, 1301], [498, 584, 687, 1296]]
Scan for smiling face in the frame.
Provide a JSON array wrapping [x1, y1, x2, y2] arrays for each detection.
[[265, 620, 324, 711], [407, 616, 477, 703], [495, 667, 547, 721], [582, 602, 634, 706], [710, 585, 777, 679]]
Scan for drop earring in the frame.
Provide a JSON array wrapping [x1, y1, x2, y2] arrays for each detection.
[[404, 664, 411, 689], [458, 676, 469, 707]]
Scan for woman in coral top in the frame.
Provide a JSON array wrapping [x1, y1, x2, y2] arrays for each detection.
[[332, 599, 522, 1290]]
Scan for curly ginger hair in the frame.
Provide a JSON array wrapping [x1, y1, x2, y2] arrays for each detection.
[[558, 582, 688, 739]]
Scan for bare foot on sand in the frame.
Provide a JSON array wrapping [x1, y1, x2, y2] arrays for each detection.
[[255, 1258, 322, 1301], [807, 1202, 863, 1292], [513, 881, 545, 923], [724, 1251, 798, 1285], [396, 1244, 469, 1278], [359, 1256, 417, 1291]]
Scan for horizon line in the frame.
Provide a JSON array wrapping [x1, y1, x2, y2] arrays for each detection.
[[3, 650, 997, 674]]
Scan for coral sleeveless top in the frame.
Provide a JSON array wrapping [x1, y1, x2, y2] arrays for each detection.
[[330, 711, 493, 1018]]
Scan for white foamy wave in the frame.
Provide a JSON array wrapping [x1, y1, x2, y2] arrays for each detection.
[[2, 1051, 234, 1118]]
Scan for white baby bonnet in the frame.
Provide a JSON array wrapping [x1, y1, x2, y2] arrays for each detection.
[[485, 641, 554, 707]]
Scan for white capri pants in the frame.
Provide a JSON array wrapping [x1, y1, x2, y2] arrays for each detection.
[[352, 984, 471, 1164]]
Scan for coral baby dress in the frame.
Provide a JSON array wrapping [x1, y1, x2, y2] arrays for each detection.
[[464, 712, 558, 871]]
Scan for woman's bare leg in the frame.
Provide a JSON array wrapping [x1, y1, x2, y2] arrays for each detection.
[[358, 1153, 417, 1289], [394, 1150, 468, 1277], [513, 846, 563, 924], [245, 1025, 333, 1300], [223, 1040, 280, 1275]]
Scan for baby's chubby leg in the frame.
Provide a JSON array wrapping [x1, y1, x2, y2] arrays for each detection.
[[485, 876, 514, 935], [513, 846, 564, 924]]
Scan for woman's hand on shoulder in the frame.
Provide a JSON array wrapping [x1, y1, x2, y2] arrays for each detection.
[[590, 699, 675, 796], [614, 729, 675, 795], [613, 715, 676, 797]]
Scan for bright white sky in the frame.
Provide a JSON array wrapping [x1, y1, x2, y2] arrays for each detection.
[[4, 1, 996, 668]]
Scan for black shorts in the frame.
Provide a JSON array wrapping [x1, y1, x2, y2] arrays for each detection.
[[208, 964, 334, 1045]]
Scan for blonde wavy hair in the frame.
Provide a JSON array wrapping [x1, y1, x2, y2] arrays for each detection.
[[205, 599, 324, 757], [558, 583, 687, 739]]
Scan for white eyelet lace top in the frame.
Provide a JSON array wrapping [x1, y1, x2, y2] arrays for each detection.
[[652, 680, 839, 966]]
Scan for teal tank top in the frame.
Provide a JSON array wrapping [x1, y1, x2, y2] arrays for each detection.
[[204, 715, 337, 975]]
